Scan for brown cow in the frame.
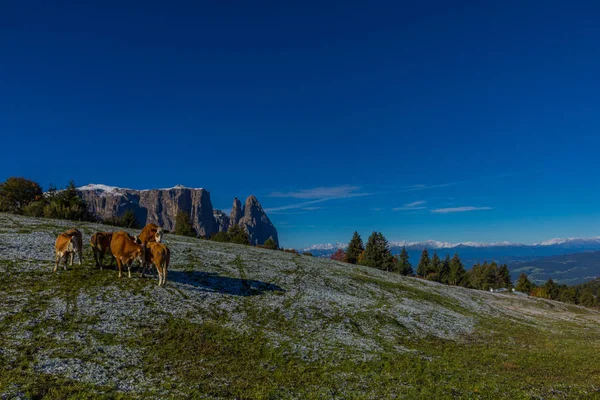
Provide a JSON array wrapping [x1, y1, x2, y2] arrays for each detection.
[[109, 231, 146, 278], [54, 228, 83, 272], [137, 223, 164, 245], [90, 232, 113, 269], [145, 242, 170, 286]]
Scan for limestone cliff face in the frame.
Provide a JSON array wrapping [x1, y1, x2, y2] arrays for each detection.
[[77, 184, 278, 245], [213, 210, 230, 233], [78, 185, 215, 238]]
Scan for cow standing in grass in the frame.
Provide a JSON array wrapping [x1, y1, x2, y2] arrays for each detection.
[[136, 223, 163, 275], [145, 242, 170, 286], [110, 231, 146, 278], [137, 223, 163, 245], [90, 232, 113, 269], [54, 228, 83, 272]]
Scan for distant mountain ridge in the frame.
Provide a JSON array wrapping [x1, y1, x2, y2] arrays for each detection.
[[301, 238, 600, 284], [304, 238, 600, 253], [77, 184, 278, 246]]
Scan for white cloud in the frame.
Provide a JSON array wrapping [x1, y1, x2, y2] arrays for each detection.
[[266, 185, 372, 213], [269, 185, 366, 199], [401, 181, 468, 192], [393, 200, 427, 211], [431, 206, 492, 214]]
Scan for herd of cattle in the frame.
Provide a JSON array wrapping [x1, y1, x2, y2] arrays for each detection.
[[53, 223, 170, 286]]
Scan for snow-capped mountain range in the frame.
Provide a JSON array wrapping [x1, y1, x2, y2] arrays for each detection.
[[303, 237, 600, 252], [301, 237, 600, 264]]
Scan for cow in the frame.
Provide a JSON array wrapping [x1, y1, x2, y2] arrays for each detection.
[[90, 232, 113, 269], [145, 242, 170, 286], [54, 228, 83, 272], [137, 223, 164, 245], [109, 231, 146, 278]]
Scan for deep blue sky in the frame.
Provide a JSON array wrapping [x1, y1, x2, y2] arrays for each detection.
[[2, 1, 600, 248]]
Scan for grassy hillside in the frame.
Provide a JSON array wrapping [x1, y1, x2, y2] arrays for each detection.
[[1, 214, 600, 399]]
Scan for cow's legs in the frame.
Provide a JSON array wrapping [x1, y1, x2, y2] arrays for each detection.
[[54, 253, 60, 272], [78, 250, 82, 265], [69, 252, 74, 267], [127, 263, 132, 278], [116, 258, 123, 278]]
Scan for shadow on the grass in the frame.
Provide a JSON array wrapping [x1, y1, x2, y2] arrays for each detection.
[[168, 270, 285, 296]]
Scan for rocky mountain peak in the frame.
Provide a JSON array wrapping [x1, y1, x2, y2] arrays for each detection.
[[229, 197, 244, 226], [239, 195, 278, 246]]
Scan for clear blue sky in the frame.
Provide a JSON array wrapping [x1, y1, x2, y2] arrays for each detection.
[[2, 1, 600, 248]]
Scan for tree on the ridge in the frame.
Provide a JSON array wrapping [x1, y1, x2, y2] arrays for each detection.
[[263, 237, 278, 250], [397, 247, 413, 276], [331, 249, 347, 262], [0, 177, 43, 213], [361, 232, 394, 271], [448, 253, 465, 286], [121, 209, 140, 229], [579, 289, 596, 307], [498, 264, 512, 289], [416, 249, 430, 278], [175, 211, 196, 237], [427, 252, 442, 281], [439, 254, 451, 284], [515, 273, 533, 294], [346, 231, 364, 264], [211, 231, 230, 243], [543, 278, 559, 300], [229, 223, 250, 245]]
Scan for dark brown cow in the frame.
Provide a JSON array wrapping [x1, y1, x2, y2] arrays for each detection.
[[90, 232, 113, 269], [109, 231, 146, 278], [54, 228, 83, 272], [145, 242, 170, 286]]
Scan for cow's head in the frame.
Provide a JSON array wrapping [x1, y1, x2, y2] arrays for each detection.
[[134, 243, 146, 265], [155, 228, 164, 243]]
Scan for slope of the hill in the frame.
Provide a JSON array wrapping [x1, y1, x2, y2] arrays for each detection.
[[1, 213, 600, 399]]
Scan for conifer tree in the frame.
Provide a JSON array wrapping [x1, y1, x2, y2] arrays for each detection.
[[448, 253, 466, 286], [498, 264, 512, 288], [427, 252, 442, 281], [175, 211, 196, 237], [439, 254, 451, 284], [361, 232, 393, 270], [515, 273, 533, 294], [416, 249, 430, 277], [263, 237, 278, 250], [346, 231, 364, 264], [397, 247, 413, 276], [228, 224, 250, 245]]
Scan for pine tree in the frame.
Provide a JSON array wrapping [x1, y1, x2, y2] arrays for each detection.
[[579, 289, 596, 307], [397, 247, 413, 276], [498, 264, 512, 288], [416, 249, 430, 277], [515, 273, 533, 294], [228, 224, 250, 245], [427, 252, 442, 281], [361, 232, 393, 270], [543, 278, 559, 300], [263, 237, 278, 250], [175, 211, 196, 237], [439, 254, 451, 284], [346, 231, 364, 264], [448, 253, 466, 286], [121, 209, 140, 229]]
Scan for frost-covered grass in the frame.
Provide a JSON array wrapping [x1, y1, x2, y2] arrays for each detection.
[[1, 213, 600, 398]]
